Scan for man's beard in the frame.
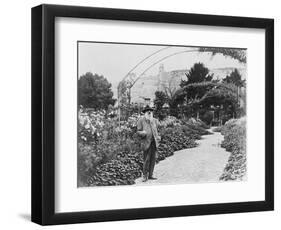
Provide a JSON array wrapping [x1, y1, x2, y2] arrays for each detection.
[[145, 113, 153, 120]]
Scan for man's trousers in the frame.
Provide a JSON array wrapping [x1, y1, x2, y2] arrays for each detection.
[[143, 138, 157, 178]]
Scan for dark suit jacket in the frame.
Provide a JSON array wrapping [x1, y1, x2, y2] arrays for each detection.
[[137, 116, 161, 151]]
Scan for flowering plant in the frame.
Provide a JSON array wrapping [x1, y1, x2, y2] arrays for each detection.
[[78, 109, 106, 142], [159, 116, 181, 129]]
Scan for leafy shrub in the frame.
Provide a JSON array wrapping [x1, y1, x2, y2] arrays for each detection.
[[220, 117, 246, 181], [195, 119, 210, 129], [221, 119, 238, 136], [181, 125, 202, 140], [212, 126, 222, 132], [159, 116, 181, 128], [78, 111, 141, 186], [200, 111, 214, 125], [182, 118, 211, 136]]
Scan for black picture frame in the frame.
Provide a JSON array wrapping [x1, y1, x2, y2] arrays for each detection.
[[31, 4, 274, 225]]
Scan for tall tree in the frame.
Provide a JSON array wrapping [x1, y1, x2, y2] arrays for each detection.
[[78, 72, 116, 109], [154, 91, 167, 109], [223, 68, 245, 87], [180, 62, 213, 87], [154, 91, 168, 120]]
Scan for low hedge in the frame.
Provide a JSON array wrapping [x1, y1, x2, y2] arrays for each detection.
[[219, 118, 247, 181], [212, 126, 222, 132]]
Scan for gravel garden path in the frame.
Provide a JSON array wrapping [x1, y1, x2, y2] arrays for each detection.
[[135, 128, 230, 185]]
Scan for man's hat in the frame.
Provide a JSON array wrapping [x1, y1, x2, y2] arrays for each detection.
[[142, 105, 154, 113]]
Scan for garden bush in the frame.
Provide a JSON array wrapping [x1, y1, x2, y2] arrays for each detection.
[[219, 117, 246, 181], [200, 111, 213, 126], [182, 118, 211, 136], [212, 126, 222, 132]]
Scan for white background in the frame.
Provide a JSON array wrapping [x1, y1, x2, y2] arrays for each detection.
[[0, 0, 279, 229]]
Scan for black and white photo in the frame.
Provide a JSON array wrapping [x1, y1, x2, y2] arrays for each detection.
[[77, 42, 247, 187]]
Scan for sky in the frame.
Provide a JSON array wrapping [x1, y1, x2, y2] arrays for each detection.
[[78, 42, 246, 85]]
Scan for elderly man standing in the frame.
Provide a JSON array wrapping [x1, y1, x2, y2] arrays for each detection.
[[137, 105, 161, 182]]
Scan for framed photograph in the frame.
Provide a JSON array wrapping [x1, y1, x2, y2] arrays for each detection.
[[31, 4, 274, 225]]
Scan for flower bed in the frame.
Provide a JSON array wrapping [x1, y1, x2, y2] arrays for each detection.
[[219, 117, 247, 181], [80, 126, 198, 186], [78, 113, 206, 186]]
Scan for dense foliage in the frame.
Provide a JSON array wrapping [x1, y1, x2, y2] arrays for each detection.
[[219, 118, 247, 181], [154, 91, 168, 120], [180, 62, 213, 87], [173, 81, 239, 124], [78, 72, 116, 109], [223, 68, 245, 87]]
